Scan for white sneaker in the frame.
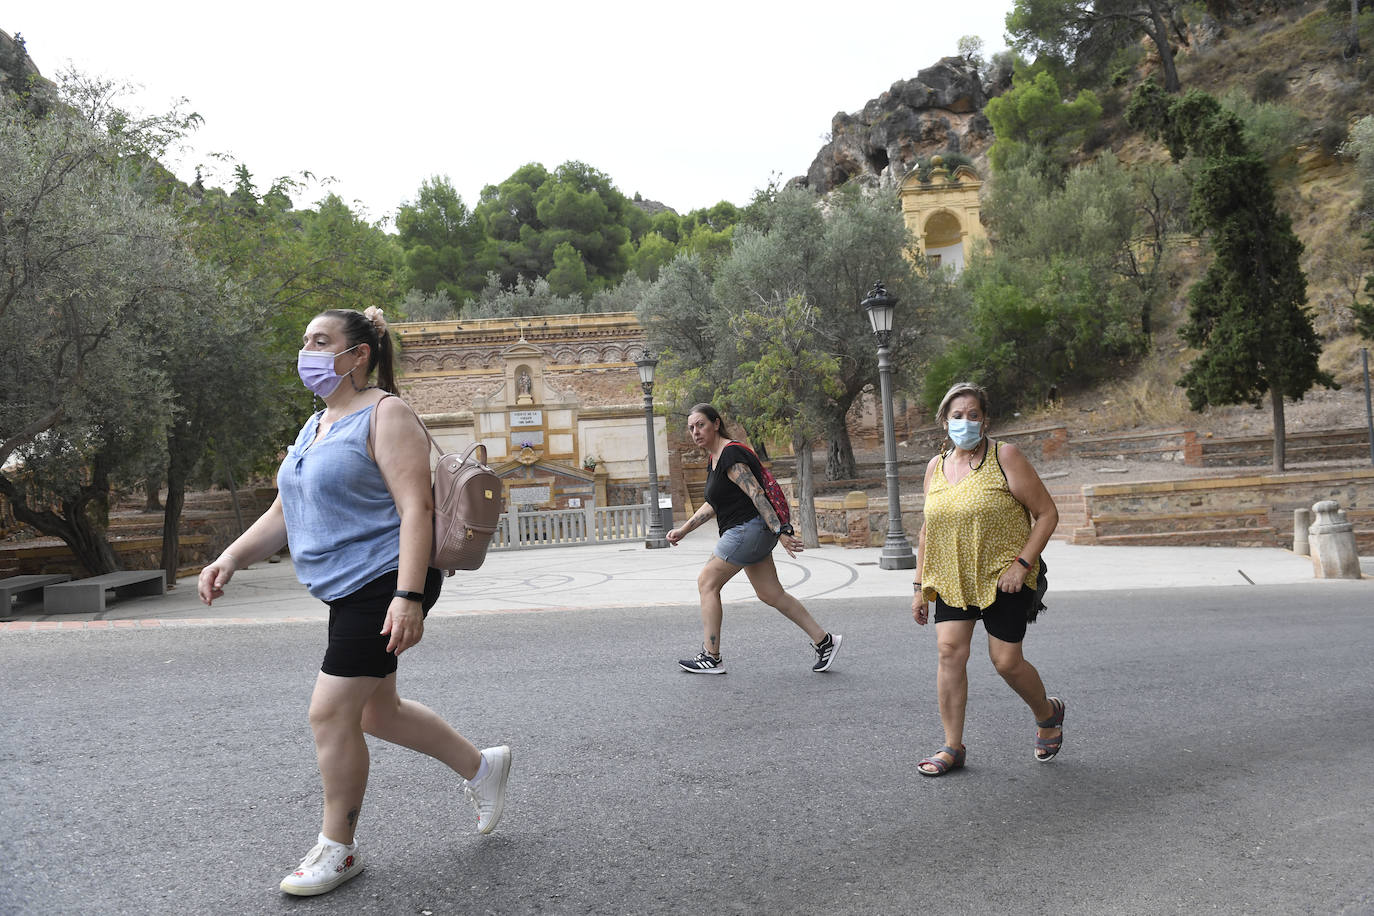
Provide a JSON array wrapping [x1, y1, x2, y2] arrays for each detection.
[[279, 834, 362, 896], [464, 745, 512, 835]]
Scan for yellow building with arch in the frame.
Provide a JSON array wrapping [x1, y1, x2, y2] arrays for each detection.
[[897, 157, 986, 273]]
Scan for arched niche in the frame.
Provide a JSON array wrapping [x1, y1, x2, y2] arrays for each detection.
[[922, 209, 965, 272]]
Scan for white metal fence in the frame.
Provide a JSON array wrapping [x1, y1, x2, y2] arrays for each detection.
[[491, 500, 655, 550]]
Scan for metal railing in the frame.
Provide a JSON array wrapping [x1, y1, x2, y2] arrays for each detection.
[[491, 501, 653, 550]]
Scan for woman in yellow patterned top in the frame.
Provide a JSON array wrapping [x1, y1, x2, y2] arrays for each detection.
[[910, 382, 1063, 776]]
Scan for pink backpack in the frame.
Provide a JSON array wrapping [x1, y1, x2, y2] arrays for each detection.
[[370, 395, 504, 573], [728, 441, 791, 526]]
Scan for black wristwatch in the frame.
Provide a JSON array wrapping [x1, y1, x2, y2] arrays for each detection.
[[777, 523, 795, 537], [393, 590, 425, 602]]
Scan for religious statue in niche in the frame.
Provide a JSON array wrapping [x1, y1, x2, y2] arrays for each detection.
[[516, 368, 534, 404]]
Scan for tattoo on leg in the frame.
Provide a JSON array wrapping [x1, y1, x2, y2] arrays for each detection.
[[347, 808, 359, 829], [709, 635, 718, 650]]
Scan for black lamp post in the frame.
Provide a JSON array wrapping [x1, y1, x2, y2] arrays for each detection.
[[862, 282, 916, 570], [636, 353, 670, 549]]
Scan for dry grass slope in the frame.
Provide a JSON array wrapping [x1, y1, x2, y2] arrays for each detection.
[[1038, 0, 1374, 441]]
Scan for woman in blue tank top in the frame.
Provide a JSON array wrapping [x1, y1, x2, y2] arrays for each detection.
[[196, 308, 511, 897]]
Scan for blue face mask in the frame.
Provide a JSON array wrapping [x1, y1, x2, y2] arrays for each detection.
[[947, 418, 983, 451], [297, 345, 359, 398]]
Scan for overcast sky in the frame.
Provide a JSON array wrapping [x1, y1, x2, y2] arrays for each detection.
[[11, 1, 1011, 224]]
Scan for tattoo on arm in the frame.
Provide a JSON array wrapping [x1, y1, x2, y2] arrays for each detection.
[[727, 463, 777, 529], [683, 501, 714, 533]]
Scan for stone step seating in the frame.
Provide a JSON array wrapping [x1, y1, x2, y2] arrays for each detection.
[[1074, 507, 1278, 548], [1076, 527, 1282, 548], [42, 570, 166, 614], [1070, 429, 1190, 463], [1195, 428, 1370, 467], [1072, 507, 1374, 551]]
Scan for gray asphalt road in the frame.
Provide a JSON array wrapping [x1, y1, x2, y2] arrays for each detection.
[[2, 583, 1372, 915]]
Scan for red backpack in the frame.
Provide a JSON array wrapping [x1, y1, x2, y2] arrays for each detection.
[[728, 441, 791, 526]]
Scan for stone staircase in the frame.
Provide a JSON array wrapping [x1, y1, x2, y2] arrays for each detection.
[[1048, 485, 1085, 541]]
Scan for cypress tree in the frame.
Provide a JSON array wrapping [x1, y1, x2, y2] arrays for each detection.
[[1127, 84, 1336, 471]]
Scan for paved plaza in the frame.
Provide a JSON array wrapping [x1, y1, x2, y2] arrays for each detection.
[[2, 537, 1366, 626], [1, 541, 1371, 914]]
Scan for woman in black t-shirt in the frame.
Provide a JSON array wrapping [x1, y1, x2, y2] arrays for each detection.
[[666, 404, 842, 674]]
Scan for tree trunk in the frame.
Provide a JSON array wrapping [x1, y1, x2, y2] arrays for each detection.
[[825, 414, 857, 480], [160, 477, 185, 587], [64, 506, 120, 575], [144, 475, 163, 513], [1271, 389, 1287, 473], [0, 475, 120, 575], [740, 422, 770, 461], [1146, 0, 1183, 92], [794, 432, 818, 548], [1349, 0, 1361, 57]]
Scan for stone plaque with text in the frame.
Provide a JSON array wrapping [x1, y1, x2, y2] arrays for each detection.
[[510, 486, 551, 506]]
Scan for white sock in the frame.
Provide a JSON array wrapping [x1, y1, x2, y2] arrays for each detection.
[[470, 755, 490, 784], [319, 832, 354, 849]]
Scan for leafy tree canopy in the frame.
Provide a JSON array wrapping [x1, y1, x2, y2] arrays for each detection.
[[643, 185, 928, 480], [474, 161, 637, 298], [984, 68, 1102, 175], [395, 175, 489, 306], [0, 79, 271, 574], [1007, 0, 1188, 92]]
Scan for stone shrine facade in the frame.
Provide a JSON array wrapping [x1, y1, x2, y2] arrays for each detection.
[[393, 313, 666, 510], [897, 157, 985, 273]]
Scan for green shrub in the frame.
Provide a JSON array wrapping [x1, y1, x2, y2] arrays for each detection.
[[1251, 69, 1289, 102]]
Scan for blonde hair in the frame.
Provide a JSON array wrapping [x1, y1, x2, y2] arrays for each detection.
[[935, 381, 990, 426]]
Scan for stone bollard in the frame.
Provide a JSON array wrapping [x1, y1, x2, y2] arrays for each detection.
[[1308, 500, 1362, 579], [1292, 508, 1312, 556]]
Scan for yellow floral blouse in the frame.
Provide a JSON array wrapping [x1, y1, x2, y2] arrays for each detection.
[[920, 440, 1037, 609]]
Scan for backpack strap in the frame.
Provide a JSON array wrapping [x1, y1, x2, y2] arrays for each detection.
[[368, 393, 488, 465], [726, 440, 765, 483]]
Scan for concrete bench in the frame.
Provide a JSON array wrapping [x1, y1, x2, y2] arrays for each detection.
[[1, 575, 73, 616], [43, 570, 166, 614]]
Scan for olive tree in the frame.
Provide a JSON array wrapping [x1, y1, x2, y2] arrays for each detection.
[[1, 92, 183, 571]]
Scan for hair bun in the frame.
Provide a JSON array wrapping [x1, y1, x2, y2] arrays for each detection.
[[363, 306, 388, 338]]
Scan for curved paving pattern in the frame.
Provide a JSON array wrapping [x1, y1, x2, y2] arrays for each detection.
[[2, 538, 1359, 632]]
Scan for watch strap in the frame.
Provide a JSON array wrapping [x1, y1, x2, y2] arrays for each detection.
[[393, 589, 425, 602]]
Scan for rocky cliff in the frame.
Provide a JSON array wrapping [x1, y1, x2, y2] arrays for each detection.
[[794, 57, 996, 194], [0, 28, 58, 116]]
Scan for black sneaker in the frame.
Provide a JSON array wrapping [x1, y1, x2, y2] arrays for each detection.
[[679, 649, 726, 674], [812, 633, 842, 672]]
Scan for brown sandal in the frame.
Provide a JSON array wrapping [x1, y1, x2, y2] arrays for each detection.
[[917, 744, 966, 776], [1035, 697, 1065, 762]]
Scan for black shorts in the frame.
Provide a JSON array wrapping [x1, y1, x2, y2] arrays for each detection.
[[933, 586, 1035, 644], [321, 567, 443, 678]]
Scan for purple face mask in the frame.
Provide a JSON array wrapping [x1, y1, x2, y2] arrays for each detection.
[[297, 344, 359, 398]]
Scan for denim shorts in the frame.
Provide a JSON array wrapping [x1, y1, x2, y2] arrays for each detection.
[[712, 516, 778, 566]]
